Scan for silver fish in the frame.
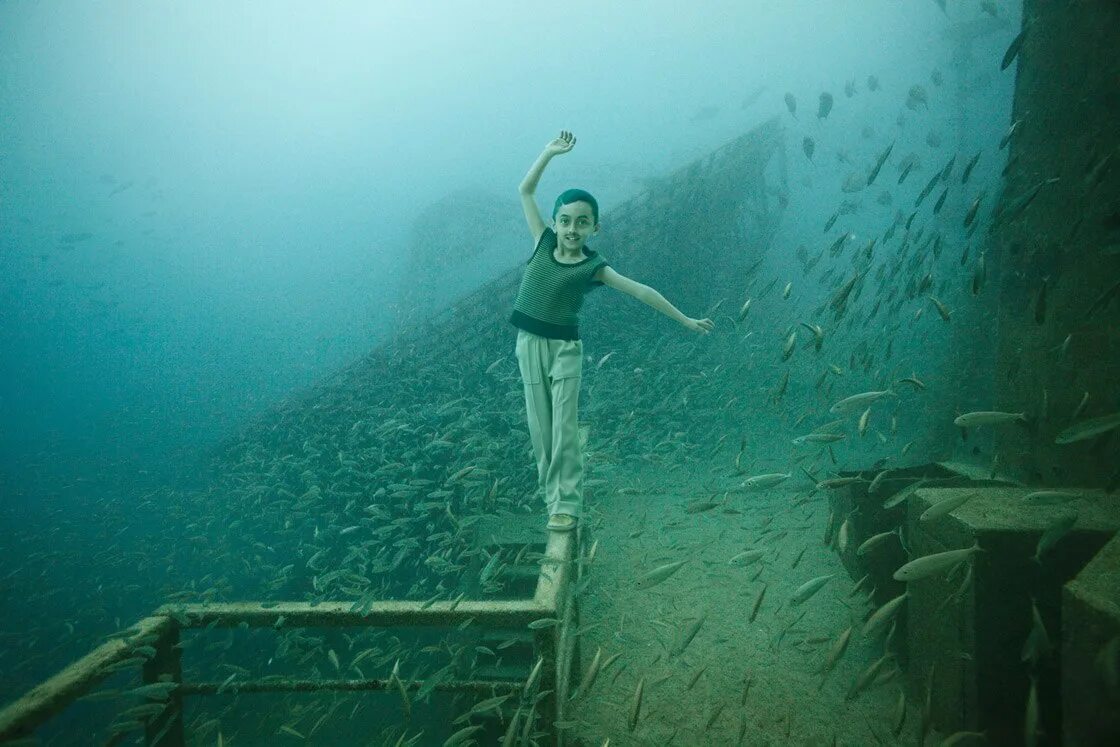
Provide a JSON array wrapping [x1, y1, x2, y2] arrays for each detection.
[[894, 542, 982, 582], [1055, 411, 1120, 444], [830, 389, 896, 414], [635, 559, 687, 589], [953, 411, 1027, 428], [790, 574, 835, 605], [741, 472, 791, 489]]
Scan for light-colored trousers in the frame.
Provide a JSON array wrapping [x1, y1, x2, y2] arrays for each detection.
[[515, 329, 584, 519]]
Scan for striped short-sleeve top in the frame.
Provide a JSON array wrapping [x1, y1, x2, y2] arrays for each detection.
[[509, 226, 610, 340]]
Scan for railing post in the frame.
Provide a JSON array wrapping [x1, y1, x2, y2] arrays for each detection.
[[143, 619, 184, 747], [533, 625, 558, 745]]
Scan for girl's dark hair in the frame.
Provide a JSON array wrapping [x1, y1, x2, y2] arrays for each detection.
[[552, 188, 599, 225]]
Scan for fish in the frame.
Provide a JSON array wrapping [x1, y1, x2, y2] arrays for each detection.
[[893, 542, 982, 582], [741, 472, 791, 489], [996, 177, 1058, 225], [1021, 599, 1051, 666], [737, 297, 753, 321], [819, 625, 853, 676], [817, 91, 834, 119], [126, 682, 178, 700], [920, 664, 937, 744], [963, 193, 983, 227], [847, 652, 894, 701], [1085, 279, 1120, 319], [1071, 391, 1091, 421], [898, 160, 916, 185], [919, 492, 976, 523], [462, 692, 513, 720], [867, 142, 895, 186], [1021, 490, 1081, 505], [443, 725, 483, 746], [858, 408, 871, 437], [915, 171, 941, 207], [527, 617, 560, 629], [939, 154, 957, 182], [627, 677, 644, 732], [940, 731, 989, 747], [772, 370, 789, 403], [961, 151, 982, 183], [117, 703, 169, 721], [829, 389, 896, 414], [823, 212, 838, 232], [830, 270, 867, 317], [842, 172, 867, 193], [789, 574, 835, 605], [896, 375, 926, 390], [792, 431, 845, 445], [953, 411, 1028, 427], [573, 649, 609, 703], [972, 253, 986, 295], [728, 549, 765, 566], [684, 495, 722, 514], [784, 92, 797, 118], [857, 527, 900, 556], [827, 231, 852, 256], [906, 84, 928, 110], [799, 321, 823, 350], [803, 136, 815, 160], [1024, 674, 1040, 747], [749, 584, 767, 622], [672, 613, 706, 656], [863, 592, 908, 639], [932, 187, 949, 214], [1054, 411, 1120, 444], [892, 687, 907, 737], [999, 118, 1023, 150], [634, 559, 687, 589], [1001, 24, 1029, 71], [928, 295, 952, 322]]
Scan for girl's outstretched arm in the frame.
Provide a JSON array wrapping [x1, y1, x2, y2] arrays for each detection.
[[596, 266, 713, 334]]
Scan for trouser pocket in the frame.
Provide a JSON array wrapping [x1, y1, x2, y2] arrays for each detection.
[[550, 339, 583, 380]]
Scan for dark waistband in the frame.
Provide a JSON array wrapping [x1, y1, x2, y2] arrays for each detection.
[[509, 309, 580, 340]]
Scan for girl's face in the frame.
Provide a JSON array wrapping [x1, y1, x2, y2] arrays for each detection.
[[554, 201, 598, 249]]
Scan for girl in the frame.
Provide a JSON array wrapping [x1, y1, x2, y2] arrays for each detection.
[[511, 131, 714, 531]]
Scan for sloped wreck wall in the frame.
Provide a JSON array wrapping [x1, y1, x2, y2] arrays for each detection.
[[205, 118, 787, 599]]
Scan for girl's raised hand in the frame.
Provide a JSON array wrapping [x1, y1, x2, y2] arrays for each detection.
[[545, 131, 576, 156]]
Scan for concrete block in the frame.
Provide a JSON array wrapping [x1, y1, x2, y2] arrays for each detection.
[[905, 486, 1120, 745], [1063, 531, 1120, 746]]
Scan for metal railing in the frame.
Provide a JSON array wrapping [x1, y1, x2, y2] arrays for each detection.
[[0, 527, 580, 746]]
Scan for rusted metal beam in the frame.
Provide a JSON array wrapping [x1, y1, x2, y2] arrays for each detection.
[[0, 616, 172, 743], [533, 528, 574, 607], [157, 598, 553, 630], [143, 619, 183, 747], [178, 677, 521, 696]]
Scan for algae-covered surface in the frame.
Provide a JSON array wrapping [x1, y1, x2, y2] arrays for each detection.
[[565, 462, 922, 746]]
